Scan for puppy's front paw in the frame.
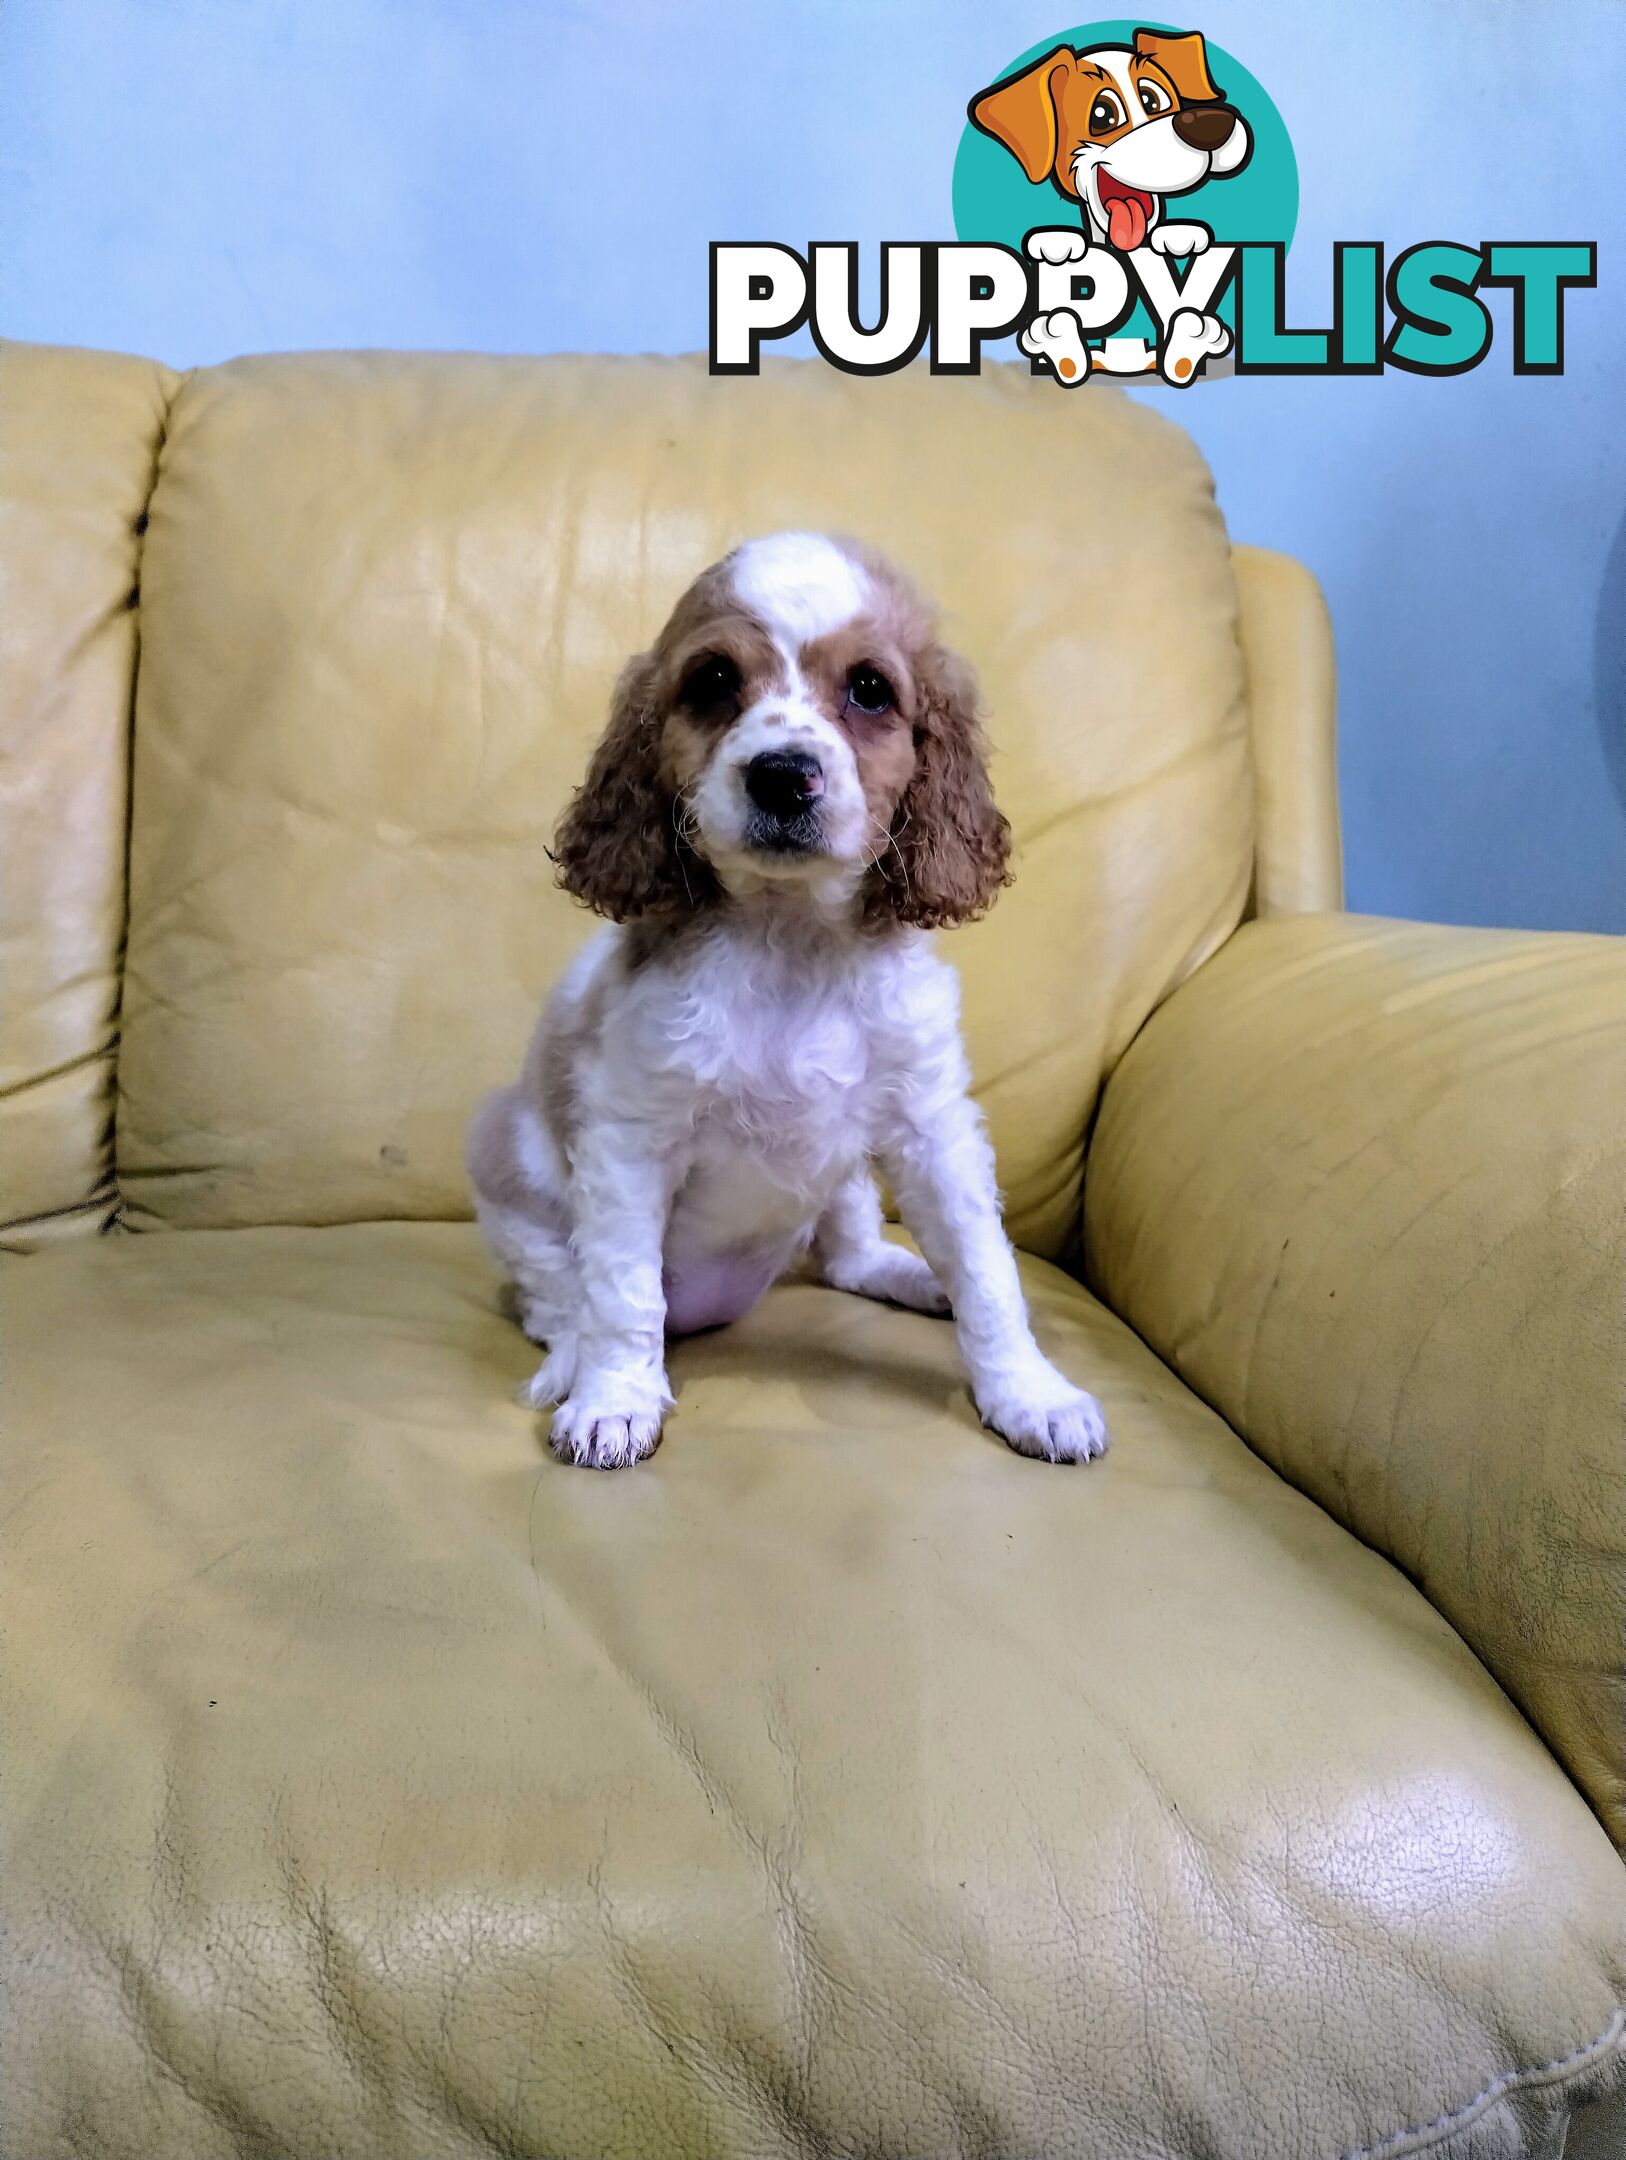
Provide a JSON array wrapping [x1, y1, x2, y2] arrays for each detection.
[[1025, 226, 1091, 265], [1148, 220, 1211, 257], [975, 1362, 1109, 1464], [548, 1370, 671, 1470]]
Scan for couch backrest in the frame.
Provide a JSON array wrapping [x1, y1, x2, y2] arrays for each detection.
[[0, 342, 175, 1250], [96, 351, 1255, 1262]]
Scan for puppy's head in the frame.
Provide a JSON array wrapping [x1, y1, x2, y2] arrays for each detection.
[[553, 531, 1010, 932], [970, 28, 1250, 250]]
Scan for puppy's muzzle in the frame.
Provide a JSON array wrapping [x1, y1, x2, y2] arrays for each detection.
[[745, 749, 825, 827], [1172, 105, 1238, 152]]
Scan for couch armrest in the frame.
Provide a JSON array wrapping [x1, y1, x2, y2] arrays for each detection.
[[1083, 912, 1626, 1843], [1231, 545, 1343, 918]]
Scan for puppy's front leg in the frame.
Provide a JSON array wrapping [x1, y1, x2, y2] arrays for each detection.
[[550, 1118, 679, 1470], [880, 1096, 1107, 1464]]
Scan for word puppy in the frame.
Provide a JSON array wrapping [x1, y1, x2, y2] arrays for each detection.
[[468, 533, 1107, 1470]]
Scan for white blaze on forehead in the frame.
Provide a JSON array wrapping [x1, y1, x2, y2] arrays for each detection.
[[729, 532, 869, 651], [1081, 47, 1139, 105]]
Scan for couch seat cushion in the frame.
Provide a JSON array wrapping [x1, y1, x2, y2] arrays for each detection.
[[6, 1224, 1624, 2160]]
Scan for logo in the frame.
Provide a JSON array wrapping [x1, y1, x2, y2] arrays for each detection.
[[710, 21, 1596, 387], [957, 21, 1286, 383]]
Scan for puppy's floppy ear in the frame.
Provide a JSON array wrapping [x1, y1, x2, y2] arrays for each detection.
[[869, 643, 1011, 931], [552, 652, 710, 921], [1133, 26, 1222, 103], [969, 47, 1075, 185]]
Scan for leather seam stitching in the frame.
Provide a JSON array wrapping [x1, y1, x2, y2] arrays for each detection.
[[1339, 2005, 1626, 2160]]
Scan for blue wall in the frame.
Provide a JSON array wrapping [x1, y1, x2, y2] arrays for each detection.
[[3, 0, 1622, 932]]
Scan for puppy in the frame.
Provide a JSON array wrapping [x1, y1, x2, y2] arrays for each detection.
[[467, 532, 1107, 1471], [970, 27, 1250, 257], [971, 27, 1250, 384]]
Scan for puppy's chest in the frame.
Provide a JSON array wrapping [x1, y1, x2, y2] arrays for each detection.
[[637, 972, 874, 1159], [697, 1007, 869, 1148]]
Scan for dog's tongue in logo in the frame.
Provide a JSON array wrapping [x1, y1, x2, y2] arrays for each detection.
[[1097, 171, 1154, 252]]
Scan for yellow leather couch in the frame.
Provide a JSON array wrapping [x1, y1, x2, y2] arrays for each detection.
[[4, 338, 1623, 2160]]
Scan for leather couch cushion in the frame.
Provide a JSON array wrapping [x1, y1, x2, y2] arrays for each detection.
[[7, 1223, 1623, 2158], [116, 352, 1253, 1258], [0, 341, 175, 1245]]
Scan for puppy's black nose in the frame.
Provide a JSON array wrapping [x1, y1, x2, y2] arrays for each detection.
[[1173, 105, 1237, 152], [745, 748, 824, 824]]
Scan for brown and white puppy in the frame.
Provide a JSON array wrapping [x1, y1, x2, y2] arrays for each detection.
[[972, 27, 1249, 384], [971, 26, 1250, 256], [467, 531, 1108, 1470]]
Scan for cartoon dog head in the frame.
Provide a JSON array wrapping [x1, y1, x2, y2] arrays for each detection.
[[970, 27, 1250, 251]]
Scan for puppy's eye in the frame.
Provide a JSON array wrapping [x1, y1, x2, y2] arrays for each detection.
[[846, 665, 895, 716], [1137, 79, 1171, 116], [1089, 90, 1125, 133], [681, 654, 740, 709]]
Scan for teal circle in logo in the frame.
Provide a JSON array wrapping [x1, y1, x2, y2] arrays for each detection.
[[952, 21, 1297, 349]]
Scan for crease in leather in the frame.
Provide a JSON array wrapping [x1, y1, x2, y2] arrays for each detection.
[[518, 1472, 855, 2144], [0, 1193, 120, 1253], [0, 342, 179, 1237], [534, 1541, 766, 1860], [0, 1038, 117, 1102], [100, 360, 184, 1241]]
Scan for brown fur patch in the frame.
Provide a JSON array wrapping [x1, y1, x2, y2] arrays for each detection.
[[1132, 27, 1221, 104], [862, 638, 1011, 931], [552, 649, 720, 922], [821, 542, 1012, 931], [969, 46, 1075, 188]]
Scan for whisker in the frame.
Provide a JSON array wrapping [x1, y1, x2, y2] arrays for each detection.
[[866, 808, 914, 908], [671, 794, 698, 905]]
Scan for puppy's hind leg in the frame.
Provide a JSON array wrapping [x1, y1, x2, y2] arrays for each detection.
[[812, 1169, 951, 1317], [468, 1088, 581, 1404], [476, 1196, 581, 1406]]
